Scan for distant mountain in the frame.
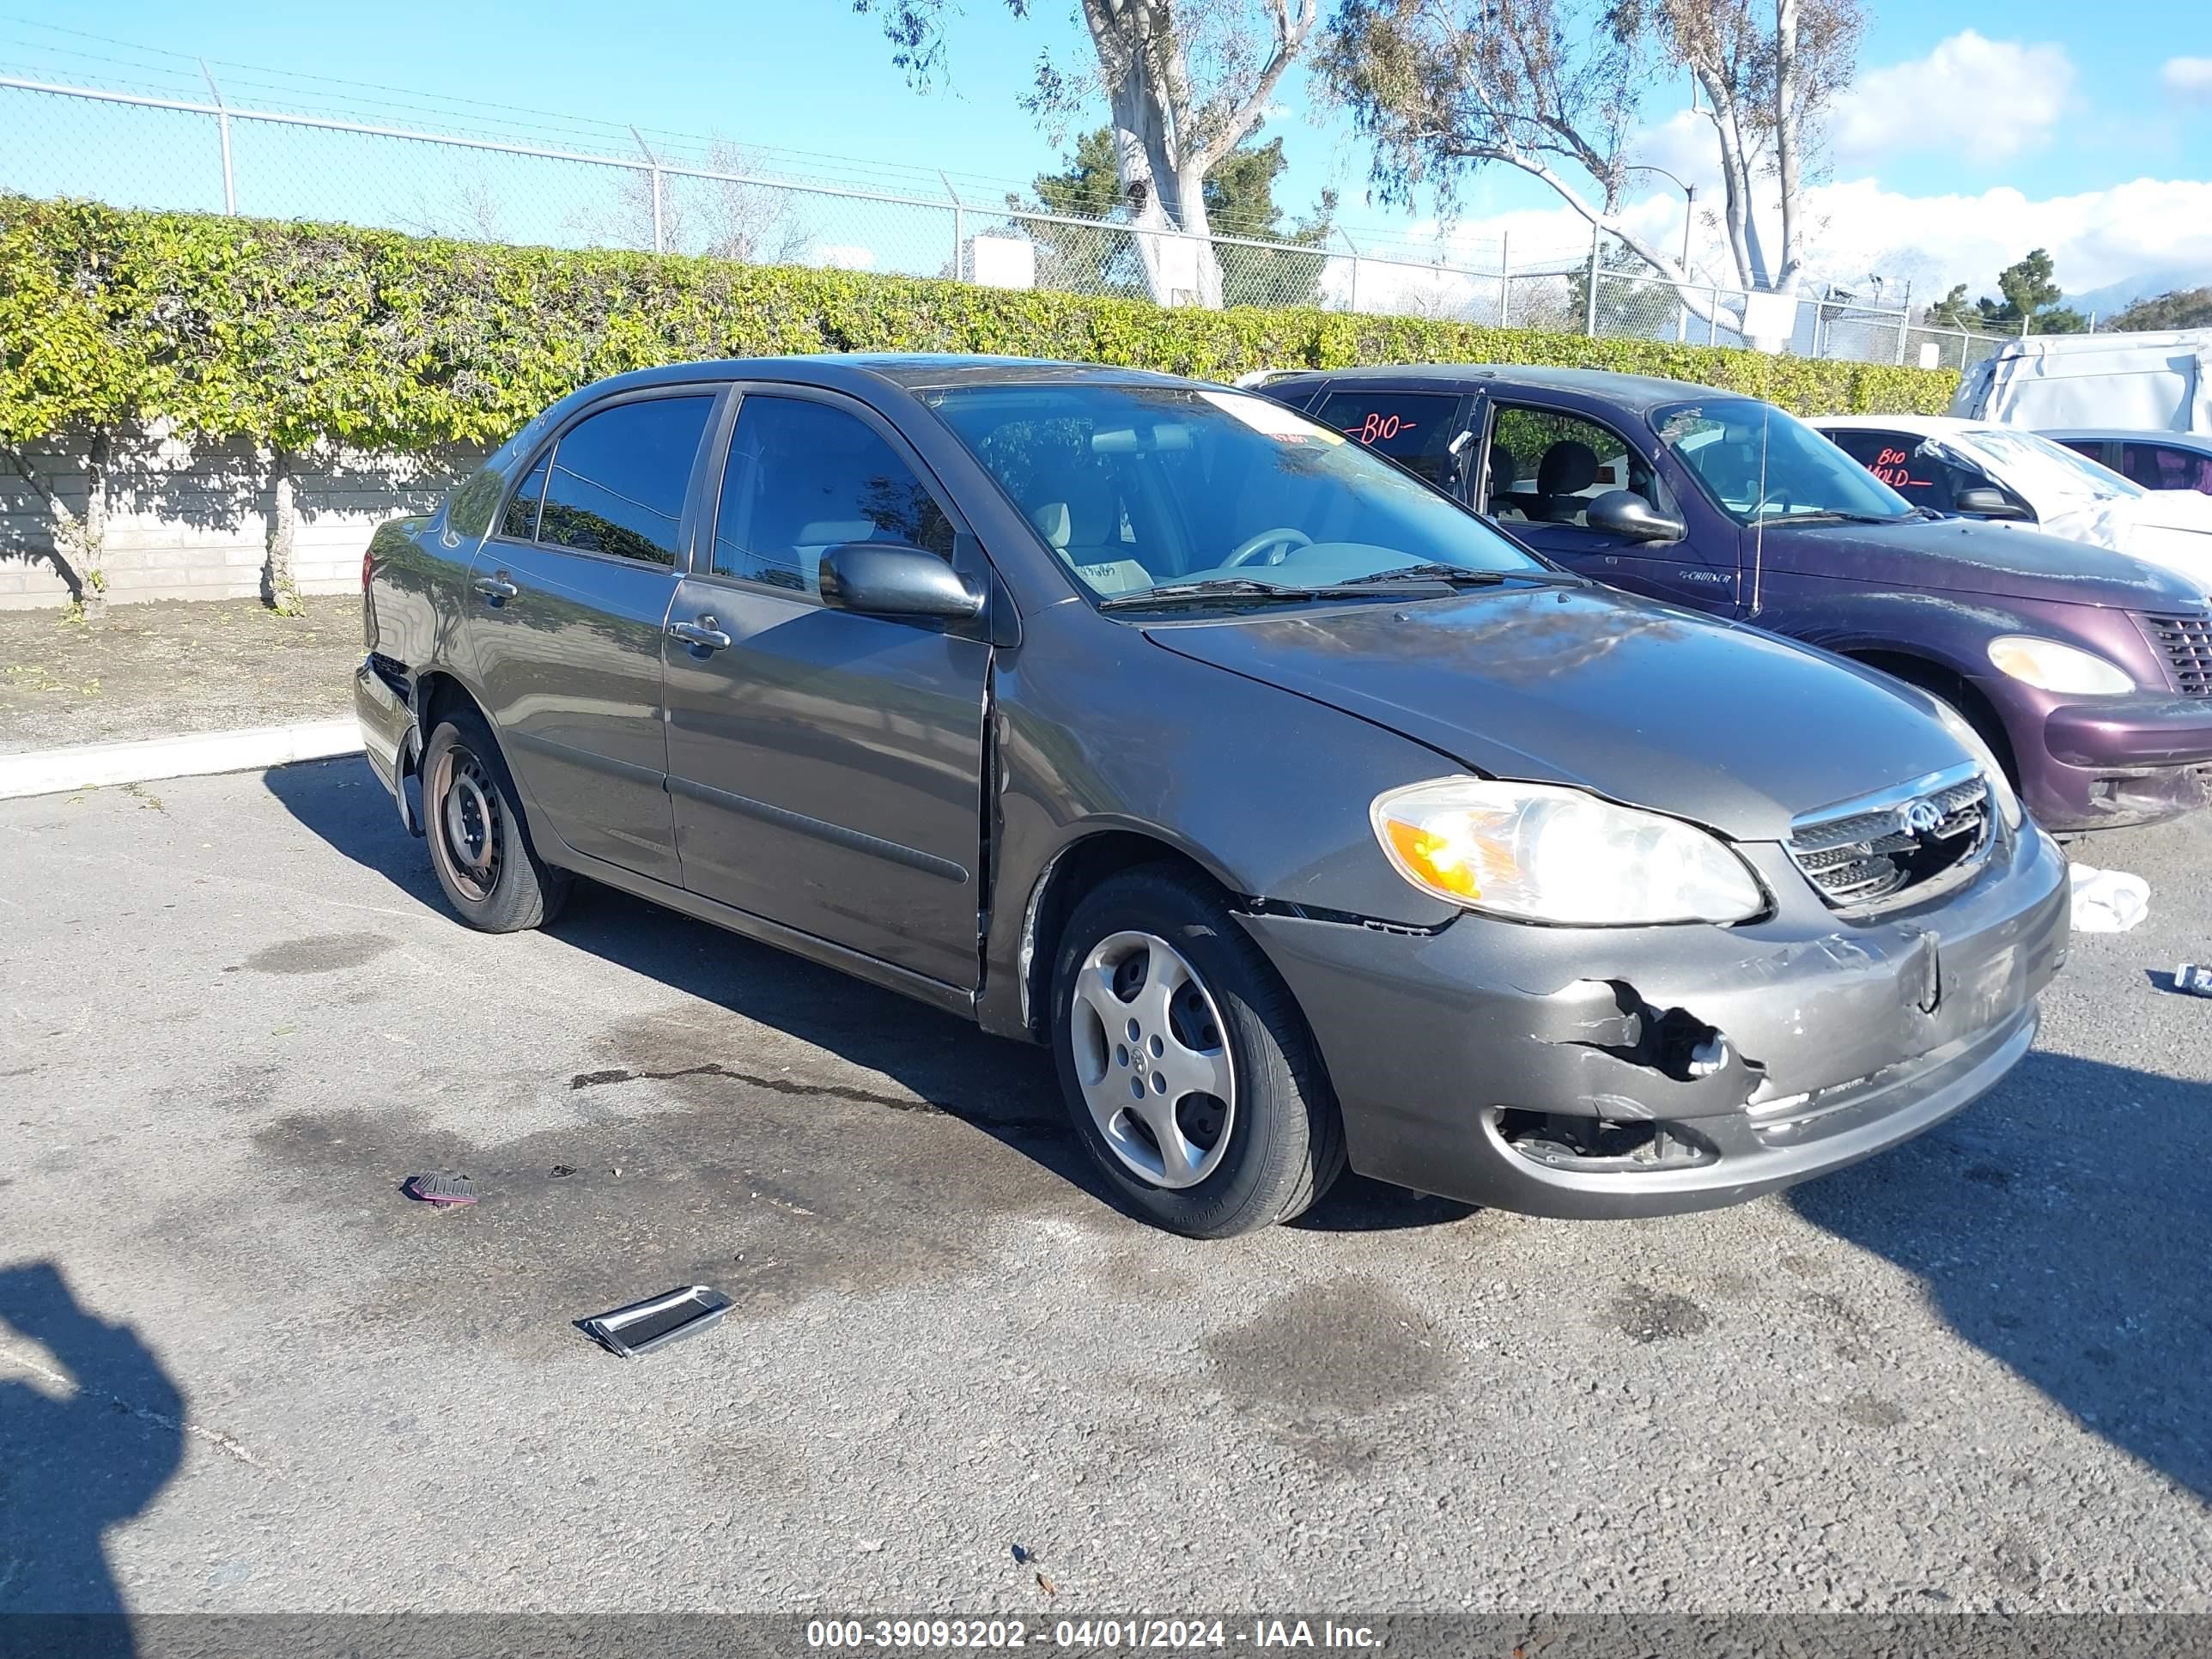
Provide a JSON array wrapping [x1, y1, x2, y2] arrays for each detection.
[[2069, 271, 2210, 325]]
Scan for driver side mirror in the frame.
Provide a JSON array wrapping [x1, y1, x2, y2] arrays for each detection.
[[1953, 486, 2029, 521], [818, 544, 985, 620], [1585, 489, 1686, 544]]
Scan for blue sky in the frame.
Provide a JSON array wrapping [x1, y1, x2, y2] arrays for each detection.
[[3, 1, 2209, 299]]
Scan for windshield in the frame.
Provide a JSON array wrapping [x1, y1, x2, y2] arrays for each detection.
[[1656, 398, 1915, 525], [922, 383, 1549, 604], [1951, 427, 2142, 502]]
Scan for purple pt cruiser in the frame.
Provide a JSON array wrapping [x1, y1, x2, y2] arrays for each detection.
[[1254, 366, 2212, 833]]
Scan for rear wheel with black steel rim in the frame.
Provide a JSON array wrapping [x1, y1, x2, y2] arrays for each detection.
[[1050, 866, 1345, 1237], [421, 710, 568, 933]]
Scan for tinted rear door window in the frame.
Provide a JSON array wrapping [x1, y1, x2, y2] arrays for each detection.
[[1311, 391, 1465, 485], [502, 452, 550, 541], [1828, 428, 1958, 512], [2122, 442, 2212, 494], [538, 396, 714, 566]]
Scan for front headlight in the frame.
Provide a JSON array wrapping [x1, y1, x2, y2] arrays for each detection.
[[1932, 701, 2023, 831], [1370, 778, 1765, 926], [1986, 635, 2133, 696]]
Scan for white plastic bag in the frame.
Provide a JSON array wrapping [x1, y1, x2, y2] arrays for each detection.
[[2067, 863, 2150, 933]]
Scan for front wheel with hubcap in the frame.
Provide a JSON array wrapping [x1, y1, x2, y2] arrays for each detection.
[[420, 711, 568, 933], [1051, 867, 1344, 1237]]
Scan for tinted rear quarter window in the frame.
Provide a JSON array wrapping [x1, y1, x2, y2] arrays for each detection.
[[538, 395, 714, 566]]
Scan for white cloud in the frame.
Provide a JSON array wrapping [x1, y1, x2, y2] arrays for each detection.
[[1832, 31, 2073, 167], [2165, 57, 2212, 104], [810, 244, 878, 270], [1364, 177, 2212, 310]]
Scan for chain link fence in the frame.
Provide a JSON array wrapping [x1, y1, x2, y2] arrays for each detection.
[[2, 73, 2003, 371]]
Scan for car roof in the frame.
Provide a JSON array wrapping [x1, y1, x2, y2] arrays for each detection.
[[1262, 363, 1734, 412], [2037, 427, 2212, 447], [580, 354, 1204, 398]]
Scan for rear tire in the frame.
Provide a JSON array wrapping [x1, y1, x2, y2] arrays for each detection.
[[1050, 866, 1345, 1237], [421, 710, 569, 933]]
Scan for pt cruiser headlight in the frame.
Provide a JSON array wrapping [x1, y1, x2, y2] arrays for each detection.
[[1986, 635, 2133, 696], [1370, 778, 1765, 926], [1932, 701, 2023, 832]]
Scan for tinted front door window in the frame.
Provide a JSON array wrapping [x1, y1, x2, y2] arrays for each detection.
[[538, 396, 714, 565], [1310, 391, 1467, 487], [1488, 406, 1660, 526], [713, 395, 955, 593]]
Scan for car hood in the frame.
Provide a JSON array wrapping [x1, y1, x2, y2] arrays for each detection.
[[1754, 517, 2208, 606], [2025, 489, 2212, 583], [1141, 584, 1969, 842]]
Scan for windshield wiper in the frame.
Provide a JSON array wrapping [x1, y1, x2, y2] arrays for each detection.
[[1097, 577, 1443, 611], [1334, 562, 1513, 587], [1767, 509, 1912, 526]]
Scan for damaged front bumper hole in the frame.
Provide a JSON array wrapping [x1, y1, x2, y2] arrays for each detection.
[[1496, 1109, 1721, 1173]]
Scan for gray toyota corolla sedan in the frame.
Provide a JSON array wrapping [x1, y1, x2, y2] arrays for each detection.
[[355, 356, 2070, 1237]]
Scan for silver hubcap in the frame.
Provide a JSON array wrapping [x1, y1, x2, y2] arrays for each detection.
[[434, 747, 501, 902], [1068, 931, 1234, 1189]]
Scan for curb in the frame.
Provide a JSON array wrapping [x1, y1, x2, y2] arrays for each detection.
[[0, 719, 363, 800]]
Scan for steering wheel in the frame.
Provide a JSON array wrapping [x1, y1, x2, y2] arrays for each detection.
[[1222, 526, 1314, 568]]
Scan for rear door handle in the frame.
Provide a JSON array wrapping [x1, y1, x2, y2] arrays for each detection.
[[669, 616, 732, 652], [473, 573, 518, 604]]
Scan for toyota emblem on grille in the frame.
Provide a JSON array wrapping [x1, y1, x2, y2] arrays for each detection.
[[1900, 799, 1945, 834]]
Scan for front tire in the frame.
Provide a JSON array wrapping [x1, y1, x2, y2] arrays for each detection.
[[421, 711, 569, 933], [1050, 866, 1345, 1237]]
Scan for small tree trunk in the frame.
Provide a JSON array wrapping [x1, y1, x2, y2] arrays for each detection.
[[79, 432, 111, 623], [263, 446, 302, 617]]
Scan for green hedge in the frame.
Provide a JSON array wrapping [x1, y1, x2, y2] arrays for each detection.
[[0, 195, 1958, 458]]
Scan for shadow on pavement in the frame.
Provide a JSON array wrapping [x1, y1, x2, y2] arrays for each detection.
[[1790, 1048, 2212, 1507], [0, 1261, 182, 1631], [260, 757, 1466, 1235]]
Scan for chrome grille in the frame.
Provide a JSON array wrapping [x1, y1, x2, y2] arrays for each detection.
[[2140, 612, 2212, 697], [1787, 764, 1992, 908]]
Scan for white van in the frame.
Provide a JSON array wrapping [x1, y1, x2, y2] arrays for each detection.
[[1953, 331, 2212, 434]]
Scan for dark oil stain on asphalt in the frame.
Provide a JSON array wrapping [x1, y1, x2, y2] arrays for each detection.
[[1205, 1278, 1449, 1420], [240, 933, 396, 975], [1840, 1391, 1908, 1430], [1608, 1284, 1712, 1344], [1964, 1164, 2013, 1189], [225, 1004, 1101, 1365]]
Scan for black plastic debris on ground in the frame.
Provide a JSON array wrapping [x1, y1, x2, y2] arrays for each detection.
[[401, 1172, 477, 1207], [577, 1285, 732, 1357]]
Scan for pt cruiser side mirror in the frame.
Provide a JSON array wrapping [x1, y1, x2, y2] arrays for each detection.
[[1585, 489, 1686, 544], [1953, 486, 2029, 521], [818, 544, 986, 621]]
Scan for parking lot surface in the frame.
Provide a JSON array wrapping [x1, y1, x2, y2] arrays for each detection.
[[3, 759, 2209, 1613]]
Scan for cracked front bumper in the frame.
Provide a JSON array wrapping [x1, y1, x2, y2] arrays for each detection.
[[1240, 822, 2069, 1218]]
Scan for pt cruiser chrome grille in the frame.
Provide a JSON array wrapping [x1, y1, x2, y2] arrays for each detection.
[[2142, 612, 2212, 697], [1786, 762, 1993, 908]]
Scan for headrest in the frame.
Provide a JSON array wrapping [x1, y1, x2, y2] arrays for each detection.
[[1538, 441, 1600, 496]]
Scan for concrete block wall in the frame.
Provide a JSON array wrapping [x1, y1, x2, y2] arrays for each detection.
[[0, 427, 483, 610]]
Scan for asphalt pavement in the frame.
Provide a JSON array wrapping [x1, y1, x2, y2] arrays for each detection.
[[3, 759, 2209, 1615]]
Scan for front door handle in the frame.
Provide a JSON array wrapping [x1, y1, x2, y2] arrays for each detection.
[[473, 573, 518, 605], [669, 616, 732, 652]]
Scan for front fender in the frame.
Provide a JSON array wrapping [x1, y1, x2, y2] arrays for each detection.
[[978, 602, 1468, 1038]]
